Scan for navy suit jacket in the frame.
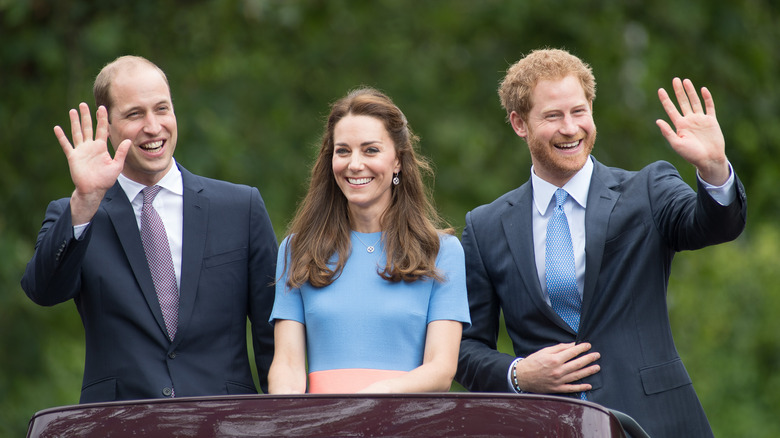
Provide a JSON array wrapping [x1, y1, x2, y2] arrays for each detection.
[[456, 157, 746, 437], [22, 164, 278, 403]]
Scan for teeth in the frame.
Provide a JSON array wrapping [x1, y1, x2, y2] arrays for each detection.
[[141, 140, 163, 150], [348, 177, 372, 185], [557, 140, 579, 149]]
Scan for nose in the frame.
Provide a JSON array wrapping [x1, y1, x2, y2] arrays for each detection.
[[143, 113, 162, 135], [559, 115, 578, 136], [348, 152, 363, 172]]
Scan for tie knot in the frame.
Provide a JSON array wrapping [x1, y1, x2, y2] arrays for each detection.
[[554, 188, 569, 208], [142, 185, 162, 205]]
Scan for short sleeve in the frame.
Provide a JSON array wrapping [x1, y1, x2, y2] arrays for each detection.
[[427, 234, 471, 328], [269, 236, 305, 325]]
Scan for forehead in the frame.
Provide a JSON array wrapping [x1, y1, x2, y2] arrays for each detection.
[[334, 114, 390, 141], [530, 75, 588, 112], [110, 65, 172, 110]]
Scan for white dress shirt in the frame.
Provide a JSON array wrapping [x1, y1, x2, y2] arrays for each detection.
[[74, 161, 184, 288]]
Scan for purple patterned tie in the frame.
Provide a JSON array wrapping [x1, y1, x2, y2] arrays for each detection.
[[141, 185, 179, 341]]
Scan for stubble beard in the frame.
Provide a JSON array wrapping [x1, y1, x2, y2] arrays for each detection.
[[527, 128, 597, 185]]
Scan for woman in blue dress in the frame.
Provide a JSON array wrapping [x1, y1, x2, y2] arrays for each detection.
[[268, 88, 470, 393]]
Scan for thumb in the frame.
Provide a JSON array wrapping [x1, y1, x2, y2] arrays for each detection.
[[113, 139, 132, 166]]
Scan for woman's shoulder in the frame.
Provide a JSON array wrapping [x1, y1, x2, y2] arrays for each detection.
[[437, 232, 464, 256]]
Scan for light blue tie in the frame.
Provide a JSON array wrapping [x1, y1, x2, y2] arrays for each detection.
[[545, 189, 587, 400], [545, 189, 582, 332]]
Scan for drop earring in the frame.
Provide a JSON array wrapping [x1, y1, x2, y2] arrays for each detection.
[[392, 172, 400, 186]]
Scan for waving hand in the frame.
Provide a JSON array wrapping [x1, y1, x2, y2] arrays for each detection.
[[53, 103, 131, 224], [656, 78, 730, 185]]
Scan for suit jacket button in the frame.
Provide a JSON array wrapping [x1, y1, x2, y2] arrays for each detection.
[[162, 387, 173, 397], [168, 352, 176, 359]]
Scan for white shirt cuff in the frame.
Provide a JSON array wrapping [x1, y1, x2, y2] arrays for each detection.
[[697, 161, 736, 206], [508, 357, 524, 393], [73, 222, 90, 240]]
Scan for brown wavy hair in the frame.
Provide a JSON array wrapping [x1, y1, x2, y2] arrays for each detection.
[[283, 87, 452, 289]]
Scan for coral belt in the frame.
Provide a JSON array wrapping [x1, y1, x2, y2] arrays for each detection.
[[308, 369, 408, 393]]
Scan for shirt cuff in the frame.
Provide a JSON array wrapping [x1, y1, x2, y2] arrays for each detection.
[[507, 357, 524, 393], [73, 222, 90, 240], [697, 161, 736, 206]]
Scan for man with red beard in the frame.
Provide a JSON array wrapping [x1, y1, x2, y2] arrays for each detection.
[[22, 56, 278, 403], [455, 48, 745, 437]]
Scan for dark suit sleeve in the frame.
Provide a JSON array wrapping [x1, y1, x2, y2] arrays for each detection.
[[21, 198, 90, 306], [649, 162, 746, 251], [246, 188, 279, 393], [456, 210, 516, 392]]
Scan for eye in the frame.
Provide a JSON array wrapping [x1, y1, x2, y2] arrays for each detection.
[[365, 146, 380, 154], [335, 146, 350, 156]]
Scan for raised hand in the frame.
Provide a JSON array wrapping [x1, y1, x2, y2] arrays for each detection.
[[53, 103, 131, 224], [656, 78, 730, 185]]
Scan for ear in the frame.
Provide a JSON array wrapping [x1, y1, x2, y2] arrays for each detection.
[[509, 111, 528, 138]]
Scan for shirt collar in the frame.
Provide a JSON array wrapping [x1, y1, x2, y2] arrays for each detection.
[[531, 156, 594, 215], [118, 158, 183, 202]]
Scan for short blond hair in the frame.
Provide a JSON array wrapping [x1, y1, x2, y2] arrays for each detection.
[[498, 48, 596, 121]]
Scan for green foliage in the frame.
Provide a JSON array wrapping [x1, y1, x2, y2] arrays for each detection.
[[2, 0, 778, 436], [669, 224, 780, 437]]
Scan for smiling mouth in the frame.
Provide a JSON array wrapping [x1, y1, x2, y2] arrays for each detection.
[[140, 140, 164, 152], [555, 139, 581, 150], [347, 177, 373, 185]]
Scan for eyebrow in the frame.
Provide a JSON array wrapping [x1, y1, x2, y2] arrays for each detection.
[[117, 99, 171, 115], [335, 140, 382, 147]]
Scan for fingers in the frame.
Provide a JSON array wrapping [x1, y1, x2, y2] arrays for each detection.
[[68, 108, 83, 146], [655, 119, 675, 143], [670, 77, 690, 115], [53, 125, 74, 156], [672, 77, 701, 115], [684, 78, 704, 114], [94, 105, 110, 143], [541, 342, 578, 354], [64, 102, 96, 147], [57, 103, 104, 156], [79, 102, 94, 142], [665, 77, 710, 116], [563, 342, 593, 359], [657, 86, 681, 125], [544, 342, 594, 362], [701, 86, 717, 117], [564, 352, 600, 378]]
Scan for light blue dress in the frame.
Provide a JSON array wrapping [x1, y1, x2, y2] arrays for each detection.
[[270, 231, 470, 392]]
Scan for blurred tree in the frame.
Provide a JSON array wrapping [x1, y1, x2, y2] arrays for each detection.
[[1, 0, 778, 436]]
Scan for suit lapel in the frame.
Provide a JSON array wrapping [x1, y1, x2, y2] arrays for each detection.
[[173, 166, 208, 347], [580, 159, 620, 332], [501, 182, 568, 328], [104, 183, 170, 337]]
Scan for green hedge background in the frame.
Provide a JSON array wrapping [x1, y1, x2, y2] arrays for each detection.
[[2, 1, 778, 436]]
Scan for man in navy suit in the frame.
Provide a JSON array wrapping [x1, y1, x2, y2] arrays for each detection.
[[455, 49, 746, 437], [22, 56, 278, 403]]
